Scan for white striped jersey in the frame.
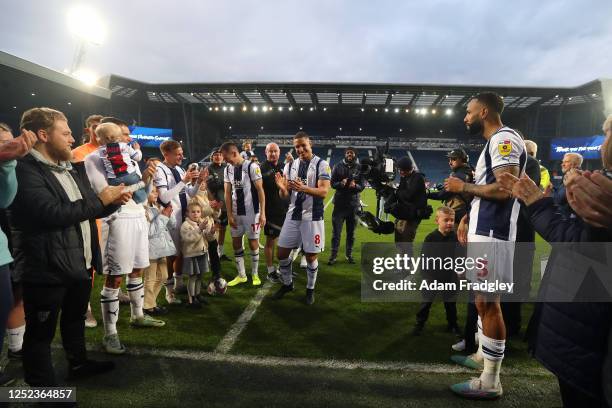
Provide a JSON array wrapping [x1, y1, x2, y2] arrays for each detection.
[[224, 160, 262, 217], [468, 126, 527, 241], [154, 162, 186, 209], [283, 155, 331, 221]]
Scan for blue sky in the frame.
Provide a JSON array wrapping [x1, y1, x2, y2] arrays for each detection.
[[2, 0, 611, 86]]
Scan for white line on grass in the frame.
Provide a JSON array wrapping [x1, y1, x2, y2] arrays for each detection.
[[124, 346, 553, 376], [214, 281, 273, 354], [216, 194, 335, 354]]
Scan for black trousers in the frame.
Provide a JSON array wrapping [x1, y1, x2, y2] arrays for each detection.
[[463, 290, 479, 354], [558, 378, 606, 408], [416, 290, 458, 327], [0, 264, 12, 353], [501, 244, 536, 336], [22, 278, 92, 386], [207, 240, 221, 280], [331, 206, 357, 256]]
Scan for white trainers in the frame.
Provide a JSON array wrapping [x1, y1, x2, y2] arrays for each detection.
[[85, 308, 97, 328], [102, 334, 126, 355], [450, 377, 503, 399], [452, 339, 466, 352]]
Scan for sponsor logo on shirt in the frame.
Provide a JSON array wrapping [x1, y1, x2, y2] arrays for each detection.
[[498, 140, 512, 156]]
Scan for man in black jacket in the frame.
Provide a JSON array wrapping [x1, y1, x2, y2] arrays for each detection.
[[392, 156, 428, 245], [329, 147, 364, 265], [427, 148, 474, 226], [9, 107, 130, 387], [260, 143, 289, 282]]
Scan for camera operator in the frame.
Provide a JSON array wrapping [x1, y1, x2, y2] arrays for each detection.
[[206, 149, 230, 260], [427, 148, 474, 226], [329, 147, 364, 265], [389, 156, 429, 245]]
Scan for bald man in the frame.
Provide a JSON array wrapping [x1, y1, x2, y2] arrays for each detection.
[[554, 152, 583, 220], [260, 143, 289, 282], [524, 140, 550, 191]]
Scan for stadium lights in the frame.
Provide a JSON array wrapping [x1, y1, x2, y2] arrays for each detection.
[[67, 102, 72, 105], [359, 127, 362, 131], [242, 105, 247, 112], [399, 128, 403, 132], [300, 107, 304, 111], [323, 107, 327, 111], [229, 106, 235, 112], [253, 106, 259, 112], [439, 129, 444, 133], [360, 108, 365, 112], [445, 108, 453, 116], [214, 106, 219, 111], [394, 108, 399, 113], [555, 94, 559, 98], [262, 106, 268, 112], [374, 108, 378, 112], [278, 106, 283, 112], [405, 108, 410, 113], [568, 97, 573, 101], [222, 106, 227, 111], [592, 93, 598, 97], [299, 126, 303, 130], [415, 108, 420, 114], [13, 106, 17, 109], [208, 107, 213, 111], [31, 93, 36, 96], [228, 126, 232, 130], [310, 107, 314, 111], [384, 108, 389, 113], [260, 126, 264, 130], [288, 106, 294, 111], [431, 109, 437, 115], [67, 5, 106, 45]]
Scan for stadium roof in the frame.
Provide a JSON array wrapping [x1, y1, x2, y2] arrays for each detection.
[[105, 73, 605, 111]]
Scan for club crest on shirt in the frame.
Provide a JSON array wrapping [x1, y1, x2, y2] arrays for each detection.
[[254, 167, 261, 176], [498, 140, 512, 156]]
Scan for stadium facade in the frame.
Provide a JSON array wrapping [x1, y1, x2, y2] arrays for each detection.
[[1, 50, 609, 176]]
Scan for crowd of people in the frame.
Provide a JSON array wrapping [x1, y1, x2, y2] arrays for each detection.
[[0, 95, 610, 406]]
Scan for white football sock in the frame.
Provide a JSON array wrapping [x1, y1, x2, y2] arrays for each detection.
[[235, 249, 246, 278], [250, 251, 259, 277], [7, 325, 25, 352], [127, 277, 145, 319], [267, 265, 276, 273], [479, 333, 505, 388], [100, 286, 120, 336], [279, 257, 293, 286], [306, 259, 319, 289]]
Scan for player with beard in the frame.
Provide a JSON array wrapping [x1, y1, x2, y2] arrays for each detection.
[[445, 92, 526, 399], [329, 147, 364, 265], [272, 132, 331, 305], [259, 143, 289, 282]]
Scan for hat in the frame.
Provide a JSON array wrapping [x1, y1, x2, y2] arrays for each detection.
[[447, 148, 468, 162], [397, 156, 413, 171]]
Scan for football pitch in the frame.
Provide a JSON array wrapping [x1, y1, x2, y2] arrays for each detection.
[[4, 189, 561, 407]]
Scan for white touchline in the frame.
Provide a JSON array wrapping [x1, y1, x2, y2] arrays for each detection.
[[215, 281, 274, 354], [122, 346, 554, 377], [216, 191, 336, 354]]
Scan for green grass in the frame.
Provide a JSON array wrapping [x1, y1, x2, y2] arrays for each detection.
[[80, 189, 549, 371], [4, 188, 561, 407]]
